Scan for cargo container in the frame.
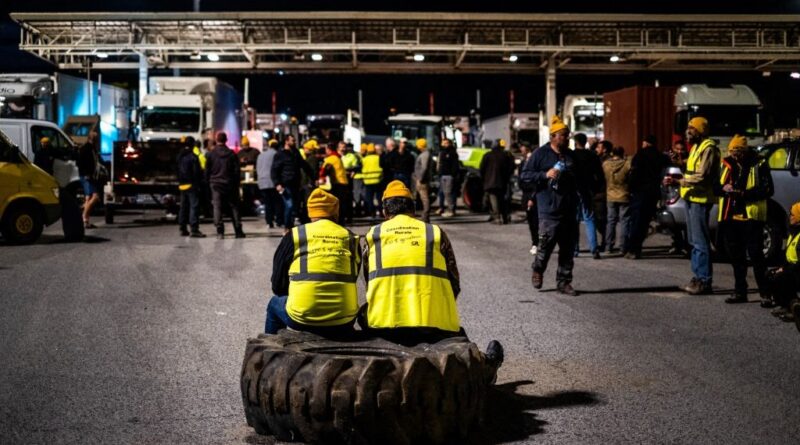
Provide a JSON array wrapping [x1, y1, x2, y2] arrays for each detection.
[[602, 85, 677, 156]]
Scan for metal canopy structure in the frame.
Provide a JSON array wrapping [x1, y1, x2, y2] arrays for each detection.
[[11, 12, 800, 74]]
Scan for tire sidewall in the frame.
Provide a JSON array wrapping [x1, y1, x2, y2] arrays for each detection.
[[2, 204, 43, 245]]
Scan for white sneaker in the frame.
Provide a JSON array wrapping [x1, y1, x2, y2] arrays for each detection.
[[530, 245, 537, 255]]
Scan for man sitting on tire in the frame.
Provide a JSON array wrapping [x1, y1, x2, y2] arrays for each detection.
[[361, 180, 504, 371], [764, 201, 800, 324], [265, 188, 360, 337]]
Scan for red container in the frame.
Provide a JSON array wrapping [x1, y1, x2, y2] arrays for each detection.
[[602, 86, 677, 156]]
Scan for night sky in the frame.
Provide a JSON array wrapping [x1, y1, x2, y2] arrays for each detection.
[[3, 1, 800, 134]]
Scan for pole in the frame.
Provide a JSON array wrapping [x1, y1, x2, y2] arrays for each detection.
[[86, 67, 92, 115], [358, 89, 363, 125], [244, 78, 250, 130], [509, 89, 515, 145], [97, 73, 102, 116], [271, 91, 277, 134], [429, 92, 434, 115], [138, 55, 148, 104]]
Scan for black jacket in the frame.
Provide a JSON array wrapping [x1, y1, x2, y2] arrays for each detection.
[[177, 149, 204, 187], [77, 142, 98, 177], [205, 144, 240, 188], [629, 146, 669, 197], [437, 147, 461, 177], [479, 147, 515, 191], [271, 146, 313, 189], [528, 143, 578, 220], [572, 148, 605, 202], [384, 149, 415, 177]]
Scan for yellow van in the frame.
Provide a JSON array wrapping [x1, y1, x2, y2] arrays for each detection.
[[0, 129, 61, 244]]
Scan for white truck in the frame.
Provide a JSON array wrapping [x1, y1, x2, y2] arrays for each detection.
[[0, 73, 131, 160], [139, 77, 243, 147], [481, 113, 540, 148], [562, 94, 604, 143], [674, 84, 764, 150]]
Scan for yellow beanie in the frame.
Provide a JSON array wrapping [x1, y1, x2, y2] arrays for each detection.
[[268, 138, 278, 148], [241, 136, 250, 146], [306, 188, 339, 219], [303, 139, 318, 150], [360, 143, 368, 152], [688, 117, 709, 135], [727, 134, 748, 152], [382, 180, 414, 201], [40, 136, 50, 144], [791, 202, 800, 222], [415, 138, 427, 150], [364, 144, 376, 154], [549, 115, 568, 134]]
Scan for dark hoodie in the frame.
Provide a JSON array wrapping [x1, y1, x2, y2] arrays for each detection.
[[205, 144, 240, 189]]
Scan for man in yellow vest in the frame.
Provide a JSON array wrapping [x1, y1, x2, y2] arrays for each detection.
[[359, 143, 383, 220], [714, 135, 773, 304], [664, 117, 720, 295], [265, 188, 360, 336], [765, 202, 800, 323], [320, 144, 350, 225], [360, 180, 504, 371]]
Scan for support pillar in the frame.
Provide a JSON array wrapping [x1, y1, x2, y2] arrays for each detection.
[[138, 55, 148, 102], [543, 54, 557, 145]]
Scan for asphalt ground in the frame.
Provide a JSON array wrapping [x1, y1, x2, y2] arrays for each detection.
[[1, 209, 799, 444]]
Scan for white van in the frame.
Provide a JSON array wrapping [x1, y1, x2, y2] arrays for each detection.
[[0, 118, 80, 187]]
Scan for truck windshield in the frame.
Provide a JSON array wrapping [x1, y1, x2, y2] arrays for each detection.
[[308, 119, 344, 143], [390, 122, 440, 152], [573, 105, 604, 133], [141, 107, 200, 132], [688, 105, 761, 137]]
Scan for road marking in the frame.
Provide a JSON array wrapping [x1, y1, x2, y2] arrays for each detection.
[[648, 292, 687, 299]]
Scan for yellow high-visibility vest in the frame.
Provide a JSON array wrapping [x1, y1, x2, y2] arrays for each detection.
[[717, 158, 767, 222], [680, 139, 718, 204], [323, 154, 349, 186], [358, 154, 383, 185], [193, 146, 207, 170], [787, 232, 800, 265], [286, 219, 360, 326], [365, 214, 460, 332]]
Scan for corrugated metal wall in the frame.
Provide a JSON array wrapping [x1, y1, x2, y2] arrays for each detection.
[[603, 85, 677, 156]]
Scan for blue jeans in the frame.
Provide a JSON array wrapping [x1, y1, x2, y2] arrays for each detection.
[[178, 188, 200, 230], [280, 187, 301, 229], [264, 295, 356, 336], [575, 201, 598, 254], [686, 202, 713, 284], [364, 184, 382, 217]]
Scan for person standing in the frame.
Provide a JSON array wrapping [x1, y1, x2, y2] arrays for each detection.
[[237, 135, 260, 216], [78, 130, 101, 229], [714, 135, 773, 304], [603, 146, 632, 253], [320, 144, 350, 225], [360, 143, 384, 220], [530, 116, 579, 296], [437, 138, 460, 217], [413, 138, 434, 223], [385, 139, 415, 187], [205, 131, 245, 239], [518, 142, 539, 255], [667, 139, 690, 255], [237, 135, 260, 166], [479, 139, 514, 224], [177, 137, 206, 238], [664, 118, 720, 295], [271, 135, 314, 232], [339, 142, 360, 223], [256, 138, 283, 228], [627, 135, 669, 259], [571, 133, 605, 259]]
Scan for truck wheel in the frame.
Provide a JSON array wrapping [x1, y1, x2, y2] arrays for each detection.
[[241, 331, 490, 444], [2, 203, 44, 245], [462, 175, 484, 212]]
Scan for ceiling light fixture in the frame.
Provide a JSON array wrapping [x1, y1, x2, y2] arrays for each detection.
[[206, 53, 220, 62]]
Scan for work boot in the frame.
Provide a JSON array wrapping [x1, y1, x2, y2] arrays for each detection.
[[687, 280, 713, 296], [557, 282, 578, 296], [682, 278, 699, 294], [190, 230, 206, 238], [771, 307, 789, 317], [760, 295, 775, 308], [531, 271, 543, 289], [180, 227, 190, 237], [592, 250, 601, 260], [235, 229, 246, 239], [484, 340, 505, 384], [624, 252, 640, 260], [724, 292, 748, 304]]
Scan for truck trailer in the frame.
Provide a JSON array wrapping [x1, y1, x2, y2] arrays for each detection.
[[481, 113, 540, 148], [0, 72, 131, 160]]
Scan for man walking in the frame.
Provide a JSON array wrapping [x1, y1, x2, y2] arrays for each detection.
[[627, 135, 669, 259], [715, 135, 773, 304], [437, 138, 460, 217], [256, 138, 283, 228], [205, 131, 245, 239], [530, 116, 579, 296], [413, 138, 434, 223], [177, 136, 206, 238], [480, 139, 514, 224], [271, 135, 314, 232], [664, 118, 720, 294]]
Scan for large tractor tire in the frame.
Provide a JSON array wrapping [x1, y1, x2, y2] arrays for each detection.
[[241, 330, 491, 444]]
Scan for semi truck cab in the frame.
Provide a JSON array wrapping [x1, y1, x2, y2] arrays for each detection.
[[674, 84, 764, 149]]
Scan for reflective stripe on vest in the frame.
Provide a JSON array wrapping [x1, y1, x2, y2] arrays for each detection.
[[365, 215, 460, 332], [680, 139, 718, 204], [787, 232, 800, 264], [286, 220, 359, 326], [717, 159, 767, 222], [359, 154, 383, 185]]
